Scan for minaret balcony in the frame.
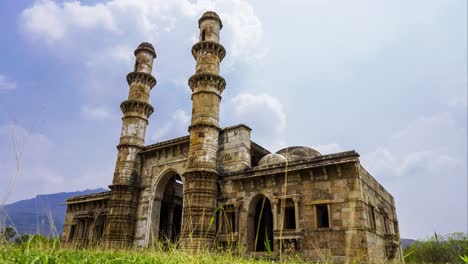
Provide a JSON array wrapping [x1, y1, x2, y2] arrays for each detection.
[[188, 73, 226, 93], [126, 71, 156, 89], [192, 41, 226, 61]]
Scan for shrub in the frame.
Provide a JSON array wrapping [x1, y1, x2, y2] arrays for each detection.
[[404, 232, 468, 264]]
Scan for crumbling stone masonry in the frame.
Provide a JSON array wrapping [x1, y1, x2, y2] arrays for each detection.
[[61, 11, 402, 262]]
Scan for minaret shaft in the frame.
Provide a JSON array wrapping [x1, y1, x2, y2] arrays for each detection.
[[102, 43, 156, 249], [180, 11, 225, 251]]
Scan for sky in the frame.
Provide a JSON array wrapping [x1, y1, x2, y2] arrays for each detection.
[[0, 0, 466, 240]]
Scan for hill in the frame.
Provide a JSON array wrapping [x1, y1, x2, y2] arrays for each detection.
[[0, 188, 107, 236]]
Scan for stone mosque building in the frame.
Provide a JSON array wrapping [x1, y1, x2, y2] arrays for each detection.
[[61, 11, 402, 261]]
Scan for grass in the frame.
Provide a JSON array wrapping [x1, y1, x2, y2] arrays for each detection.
[[0, 236, 310, 264]]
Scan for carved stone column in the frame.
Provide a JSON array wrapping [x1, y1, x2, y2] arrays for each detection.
[[293, 196, 300, 229], [272, 198, 278, 230]]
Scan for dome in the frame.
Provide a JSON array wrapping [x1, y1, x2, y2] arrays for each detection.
[[134, 42, 156, 57], [198, 11, 223, 29], [258, 153, 287, 167], [276, 146, 321, 161]]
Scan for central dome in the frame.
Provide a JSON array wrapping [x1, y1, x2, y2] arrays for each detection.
[[258, 153, 287, 167], [276, 146, 321, 161]]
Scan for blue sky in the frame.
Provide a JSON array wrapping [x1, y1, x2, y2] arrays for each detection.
[[0, 0, 466, 239]]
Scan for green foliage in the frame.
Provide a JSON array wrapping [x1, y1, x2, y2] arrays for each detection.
[[0, 226, 17, 243], [403, 232, 468, 264], [0, 239, 295, 264]]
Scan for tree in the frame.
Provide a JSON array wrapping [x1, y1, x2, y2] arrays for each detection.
[[404, 232, 468, 264], [0, 226, 17, 243]]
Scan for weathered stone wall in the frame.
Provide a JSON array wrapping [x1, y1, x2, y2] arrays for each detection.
[[359, 165, 401, 261], [133, 139, 189, 247], [218, 125, 252, 173], [218, 152, 378, 260], [61, 192, 110, 248]]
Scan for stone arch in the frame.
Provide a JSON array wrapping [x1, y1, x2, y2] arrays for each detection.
[[247, 193, 274, 252], [147, 168, 184, 245]]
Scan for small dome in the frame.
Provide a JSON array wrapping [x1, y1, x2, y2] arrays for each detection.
[[258, 153, 287, 167], [134, 42, 156, 57], [198, 11, 223, 29], [276, 146, 321, 161]]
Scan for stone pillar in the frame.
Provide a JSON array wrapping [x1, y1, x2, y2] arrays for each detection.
[[180, 11, 226, 251], [167, 204, 175, 239], [293, 196, 300, 229], [272, 198, 278, 230], [102, 43, 157, 249], [234, 203, 241, 233]]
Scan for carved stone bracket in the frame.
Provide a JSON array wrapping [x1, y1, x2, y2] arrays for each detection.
[[188, 123, 221, 133], [191, 41, 226, 61], [188, 73, 226, 93], [120, 99, 154, 117], [126, 72, 157, 88]]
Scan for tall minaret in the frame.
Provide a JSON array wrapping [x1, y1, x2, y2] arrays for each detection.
[[180, 11, 226, 251], [102, 42, 157, 248]]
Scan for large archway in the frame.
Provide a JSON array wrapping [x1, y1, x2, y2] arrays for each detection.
[[248, 194, 274, 252], [150, 170, 183, 245]]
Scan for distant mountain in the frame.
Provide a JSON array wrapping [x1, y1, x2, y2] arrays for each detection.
[[0, 188, 107, 237], [401, 238, 416, 248]]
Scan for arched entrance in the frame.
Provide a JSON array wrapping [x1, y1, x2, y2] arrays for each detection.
[[248, 194, 274, 252], [150, 170, 183, 245]]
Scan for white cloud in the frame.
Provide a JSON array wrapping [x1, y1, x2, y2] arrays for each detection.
[[449, 94, 468, 108], [21, 0, 117, 43], [20, 0, 264, 67], [0, 75, 17, 91], [80, 105, 115, 121], [230, 93, 286, 134], [223, 92, 287, 152], [363, 148, 459, 177], [362, 111, 466, 177], [152, 109, 190, 142]]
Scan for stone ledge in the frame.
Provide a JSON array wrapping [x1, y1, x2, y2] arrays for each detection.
[[126, 71, 156, 88], [192, 41, 226, 60], [120, 99, 154, 117], [188, 73, 226, 92]]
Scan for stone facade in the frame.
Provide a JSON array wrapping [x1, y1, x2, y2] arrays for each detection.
[[61, 11, 402, 262]]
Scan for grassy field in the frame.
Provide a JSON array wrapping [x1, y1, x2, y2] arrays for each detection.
[[0, 236, 307, 264]]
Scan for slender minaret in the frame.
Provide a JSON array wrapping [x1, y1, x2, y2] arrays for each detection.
[[102, 42, 157, 248], [180, 11, 226, 251]]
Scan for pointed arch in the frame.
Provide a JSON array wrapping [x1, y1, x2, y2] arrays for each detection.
[[147, 168, 184, 245], [247, 193, 274, 252]]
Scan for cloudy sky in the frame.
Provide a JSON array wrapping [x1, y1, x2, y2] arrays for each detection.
[[0, 0, 466, 239]]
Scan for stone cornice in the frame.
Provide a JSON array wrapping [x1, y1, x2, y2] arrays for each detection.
[[120, 99, 154, 117], [188, 73, 226, 93], [220, 151, 360, 180], [126, 71, 156, 88], [188, 123, 221, 132], [66, 191, 111, 204], [191, 41, 226, 61], [143, 135, 190, 152]]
